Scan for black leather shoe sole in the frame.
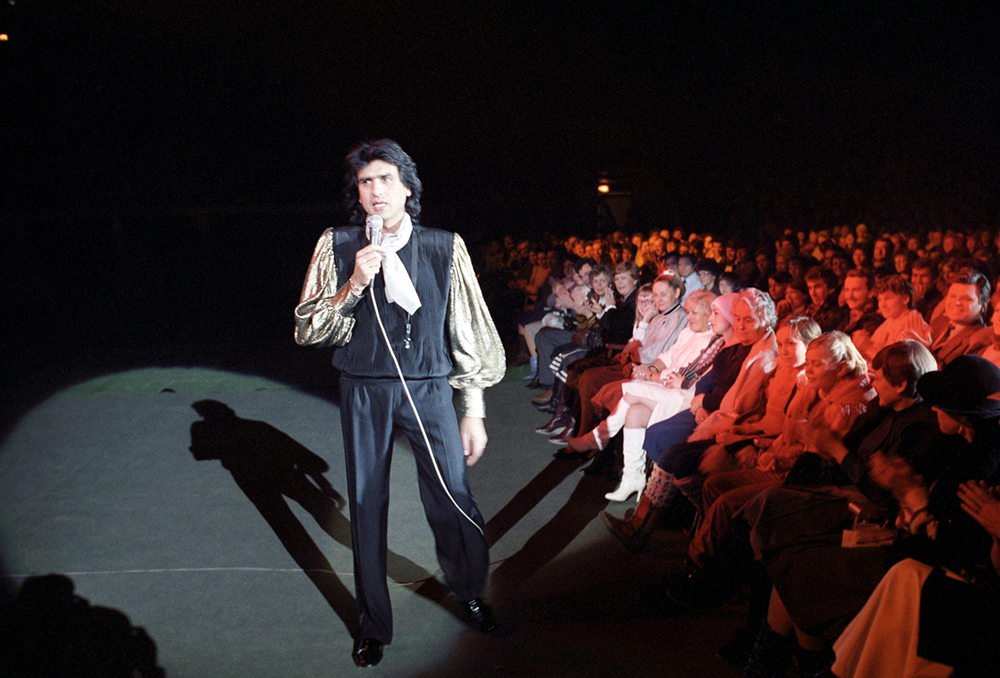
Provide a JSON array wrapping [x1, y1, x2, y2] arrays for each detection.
[[464, 598, 496, 633], [353, 638, 384, 668]]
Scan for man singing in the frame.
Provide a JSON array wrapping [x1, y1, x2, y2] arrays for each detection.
[[294, 139, 504, 667]]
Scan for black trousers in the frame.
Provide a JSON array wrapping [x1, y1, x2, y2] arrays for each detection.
[[339, 375, 489, 644]]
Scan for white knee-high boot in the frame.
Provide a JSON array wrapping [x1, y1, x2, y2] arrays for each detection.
[[605, 427, 648, 502], [593, 398, 630, 450]]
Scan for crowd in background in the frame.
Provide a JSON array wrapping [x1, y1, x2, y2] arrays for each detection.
[[472, 223, 1000, 678]]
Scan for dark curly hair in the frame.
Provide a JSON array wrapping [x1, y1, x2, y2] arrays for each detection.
[[343, 139, 423, 226]]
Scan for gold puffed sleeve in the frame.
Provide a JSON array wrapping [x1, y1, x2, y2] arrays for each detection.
[[294, 229, 364, 347], [448, 233, 506, 418]]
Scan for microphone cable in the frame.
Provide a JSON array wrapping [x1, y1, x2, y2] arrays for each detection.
[[366, 237, 484, 536]]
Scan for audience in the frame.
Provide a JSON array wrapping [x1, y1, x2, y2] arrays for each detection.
[[476, 223, 1000, 678]]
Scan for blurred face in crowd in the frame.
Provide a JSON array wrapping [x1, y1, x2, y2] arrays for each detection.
[[911, 267, 934, 298], [768, 277, 788, 302], [731, 298, 768, 345], [591, 272, 612, 297], [830, 256, 849, 280], [719, 277, 738, 295], [614, 271, 638, 297], [709, 303, 732, 336], [933, 407, 963, 437], [574, 263, 593, 287], [944, 282, 984, 326], [652, 280, 680, 312], [869, 367, 907, 410], [686, 297, 712, 333], [804, 344, 843, 393], [785, 286, 809, 311], [788, 258, 804, 280], [853, 248, 868, 268], [807, 278, 831, 307], [775, 254, 789, 273], [677, 257, 695, 277], [873, 240, 890, 261], [776, 325, 808, 369], [697, 269, 717, 289], [842, 275, 870, 311], [635, 290, 653, 319], [877, 290, 910, 321], [894, 253, 909, 273]]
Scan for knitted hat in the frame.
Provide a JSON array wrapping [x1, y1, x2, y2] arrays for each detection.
[[916, 354, 1000, 419]]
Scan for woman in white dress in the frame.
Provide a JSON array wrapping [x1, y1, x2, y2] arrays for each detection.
[[564, 291, 735, 501]]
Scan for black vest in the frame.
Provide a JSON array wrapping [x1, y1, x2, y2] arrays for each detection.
[[330, 225, 454, 380]]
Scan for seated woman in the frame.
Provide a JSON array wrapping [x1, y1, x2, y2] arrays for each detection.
[[603, 315, 818, 550], [565, 272, 689, 438], [860, 273, 931, 360], [748, 355, 1000, 677], [560, 290, 720, 501], [682, 332, 875, 541], [599, 289, 779, 540]]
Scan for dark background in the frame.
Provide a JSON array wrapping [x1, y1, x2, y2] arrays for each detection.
[[2, 1, 999, 380]]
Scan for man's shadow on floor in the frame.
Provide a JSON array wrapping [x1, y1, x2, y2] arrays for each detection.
[[188, 400, 451, 636]]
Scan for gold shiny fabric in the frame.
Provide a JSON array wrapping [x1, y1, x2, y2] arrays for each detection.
[[294, 228, 363, 348], [447, 233, 506, 418], [294, 229, 505, 418]]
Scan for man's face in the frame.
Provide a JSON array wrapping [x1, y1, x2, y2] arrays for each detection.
[[911, 267, 933, 295], [842, 276, 870, 311], [574, 264, 593, 287], [945, 283, 984, 325], [677, 258, 695, 277], [807, 279, 830, 307], [357, 159, 412, 230]]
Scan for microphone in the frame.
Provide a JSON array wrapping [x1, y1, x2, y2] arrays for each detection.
[[366, 214, 384, 246]]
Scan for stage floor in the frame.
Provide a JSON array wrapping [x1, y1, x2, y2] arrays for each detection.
[[0, 347, 743, 677]]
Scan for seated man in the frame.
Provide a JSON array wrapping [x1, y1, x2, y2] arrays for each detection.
[[928, 272, 991, 365]]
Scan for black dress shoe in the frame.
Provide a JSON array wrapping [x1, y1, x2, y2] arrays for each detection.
[[552, 446, 591, 460], [464, 598, 496, 633], [353, 638, 384, 668]]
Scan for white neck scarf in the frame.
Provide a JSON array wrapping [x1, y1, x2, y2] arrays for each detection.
[[375, 213, 422, 315]]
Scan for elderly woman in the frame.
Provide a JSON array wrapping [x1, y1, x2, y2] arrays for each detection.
[[600, 289, 779, 534], [561, 290, 720, 501]]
